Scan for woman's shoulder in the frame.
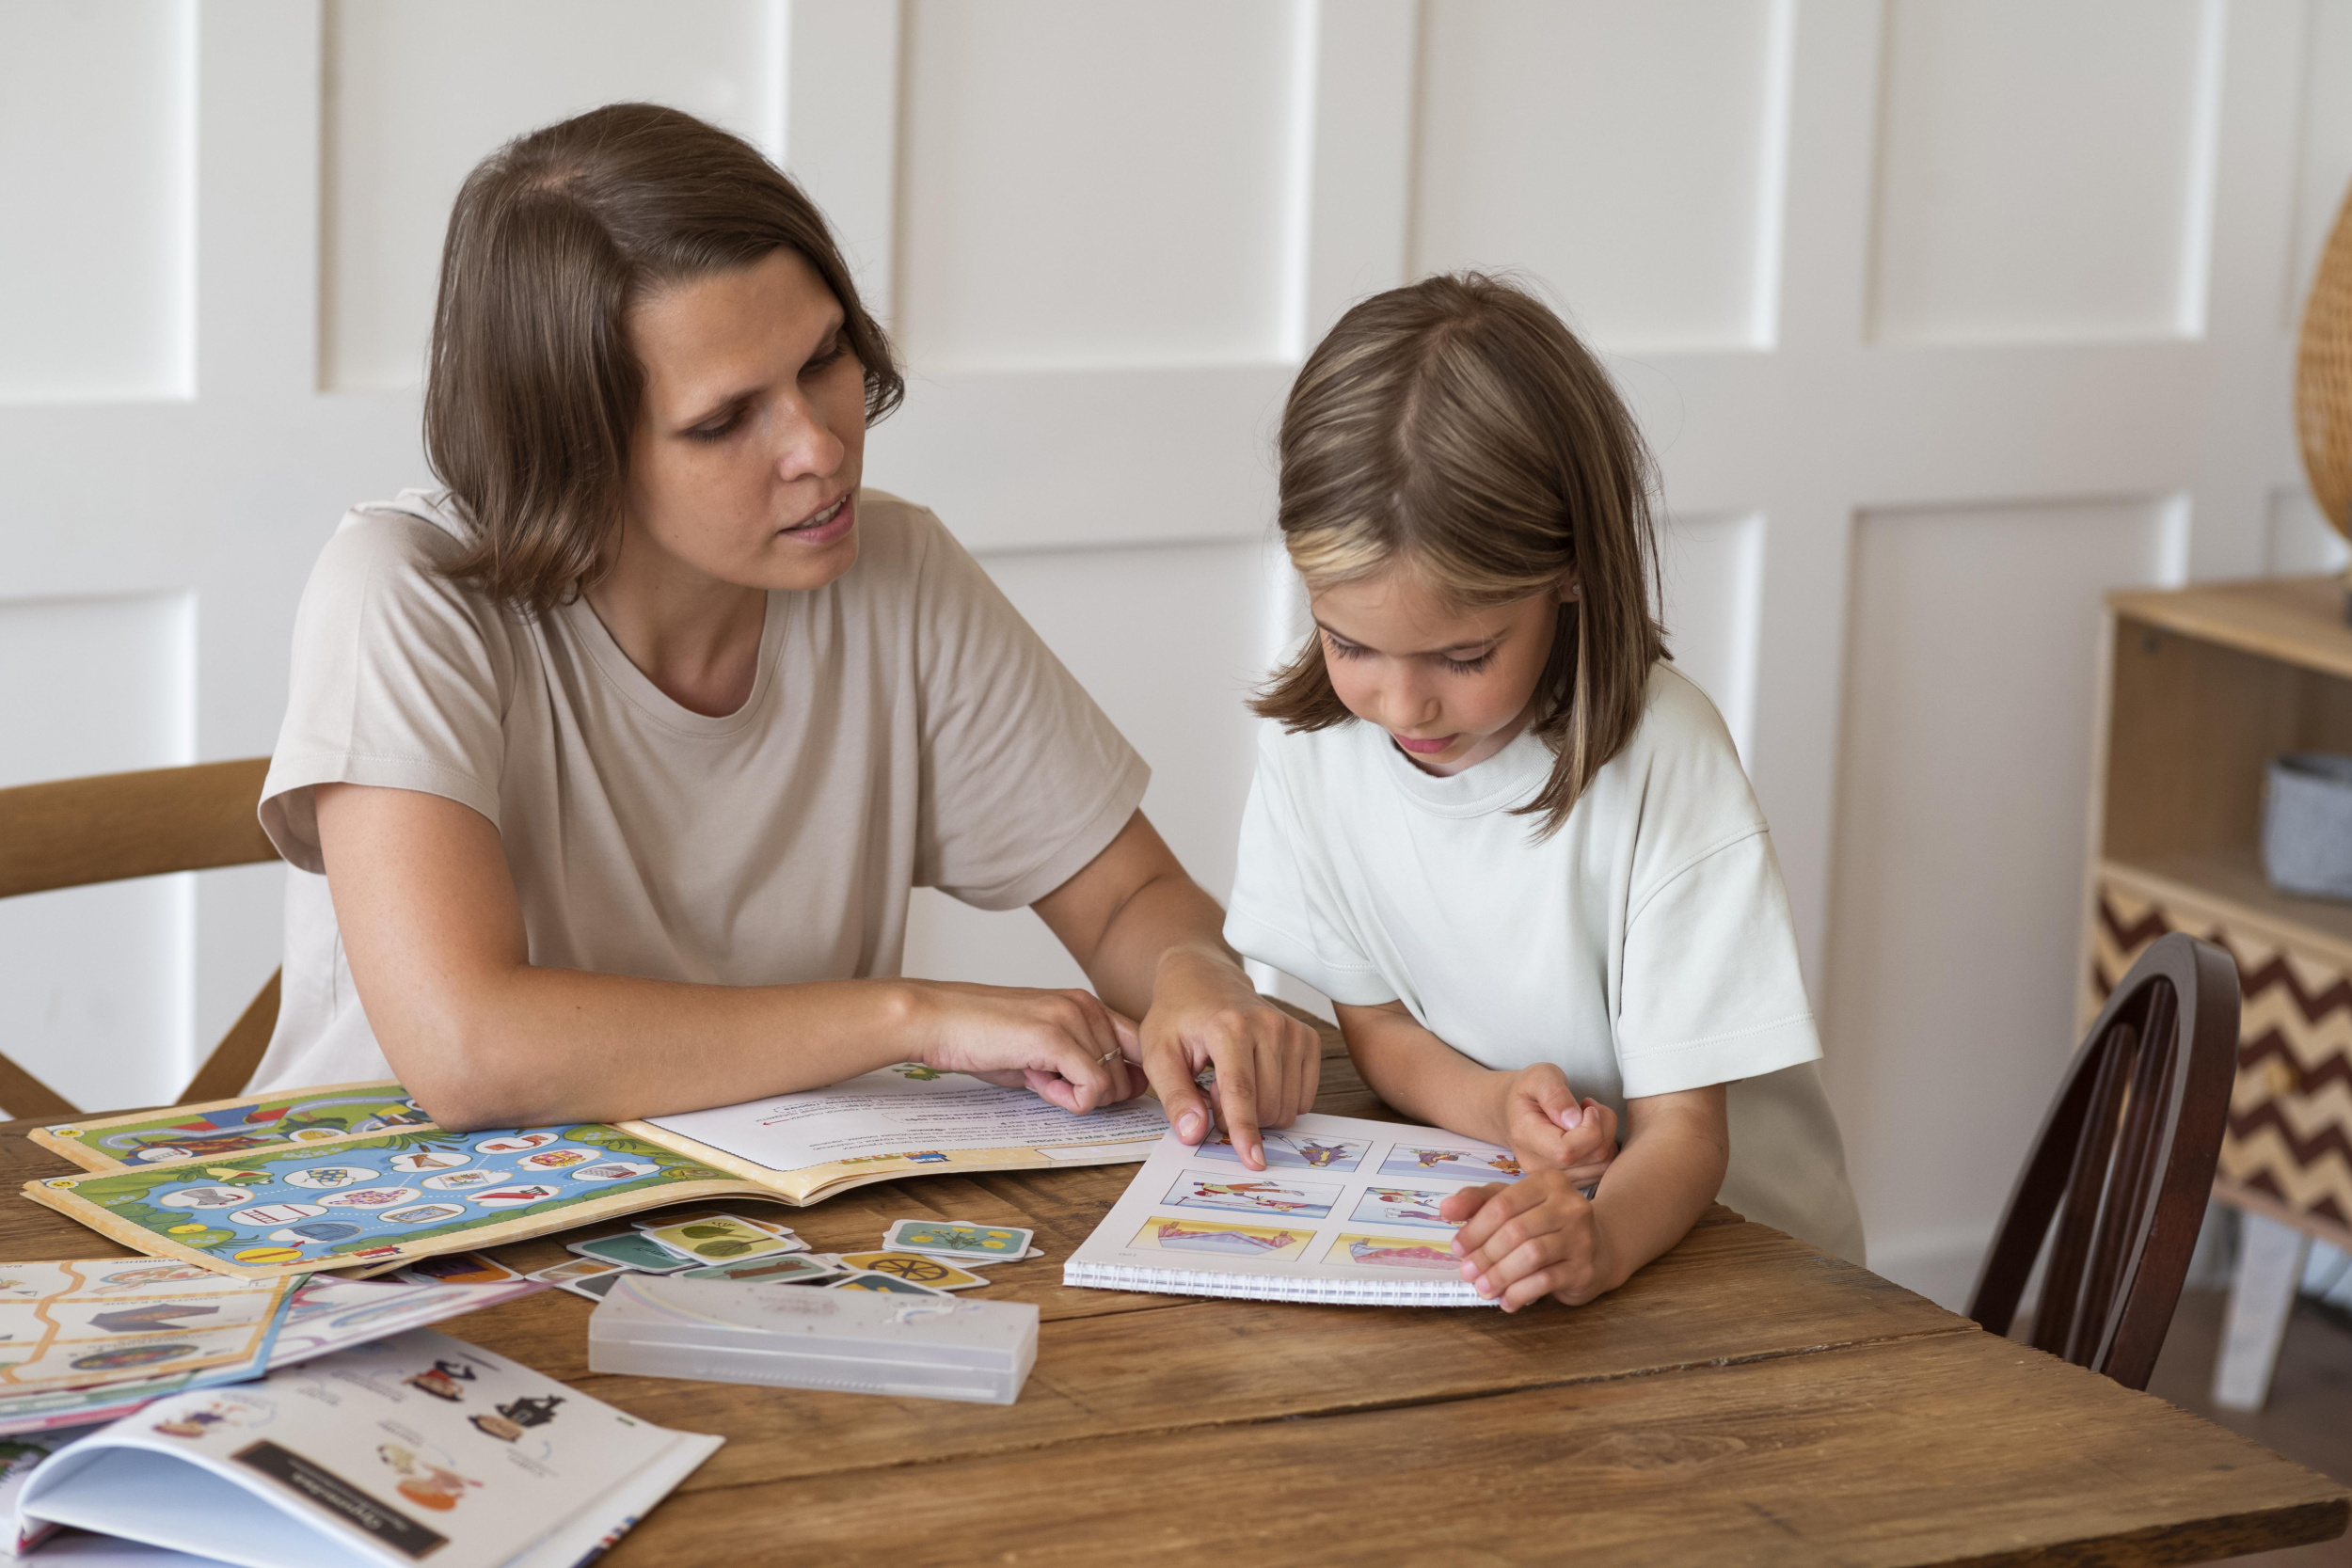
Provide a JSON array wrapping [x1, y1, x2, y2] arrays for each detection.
[[311, 489, 481, 588], [298, 489, 513, 648]]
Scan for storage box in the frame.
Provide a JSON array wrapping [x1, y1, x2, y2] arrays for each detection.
[[587, 1275, 1039, 1404], [2263, 752, 2352, 900]]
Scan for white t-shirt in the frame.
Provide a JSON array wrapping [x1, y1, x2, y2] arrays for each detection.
[[253, 488, 1148, 1092], [1224, 663, 1864, 1263]]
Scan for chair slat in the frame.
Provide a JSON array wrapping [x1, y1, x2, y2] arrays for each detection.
[[2071, 1006, 2175, 1364], [178, 970, 281, 1105], [2032, 1022, 2133, 1358], [0, 759, 276, 900]]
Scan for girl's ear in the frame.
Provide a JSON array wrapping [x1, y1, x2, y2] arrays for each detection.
[[1557, 573, 1581, 604]]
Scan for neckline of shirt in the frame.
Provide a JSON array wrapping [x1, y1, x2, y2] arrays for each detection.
[[559, 591, 790, 737], [1365, 720, 1555, 817]]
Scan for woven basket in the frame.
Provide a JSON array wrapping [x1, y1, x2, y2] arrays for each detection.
[[2297, 181, 2352, 578]]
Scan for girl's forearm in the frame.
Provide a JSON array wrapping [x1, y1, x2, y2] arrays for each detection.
[[1586, 1086, 1729, 1291], [1335, 1002, 1511, 1145]]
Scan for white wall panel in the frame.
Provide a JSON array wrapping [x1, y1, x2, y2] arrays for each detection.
[[320, 0, 785, 392], [0, 595, 195, 1113], [1660, 511, 1763, 758], [903, 540, 1268, 988], [1413, 0, 1791, 352], [1821, 498, 2181, 1304], [2287, 0, 2352, 325], [1869, 0, 2224, 345], [895, 0, 1308, 372], [0, 0, 193, 401], [2266, 485, 2352, 574]]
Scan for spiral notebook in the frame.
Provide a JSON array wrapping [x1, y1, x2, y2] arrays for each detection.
[[1061, 1112, 1528, 1307]]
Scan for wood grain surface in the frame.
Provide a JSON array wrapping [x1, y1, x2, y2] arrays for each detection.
[[0, 1030, 2341, 1565]]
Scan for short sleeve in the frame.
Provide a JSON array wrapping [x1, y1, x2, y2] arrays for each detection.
[[258, 511, 512, 873], [1222, 730, 1398, 1006], [912, 519, 1150, 909], [1614, 828, 1821, 1099]]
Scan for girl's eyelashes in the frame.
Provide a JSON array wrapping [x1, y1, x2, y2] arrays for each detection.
[[1441, 649, 1498, 674], [1322, 630, 1369, 660], [1321, 628, 1496, 673]]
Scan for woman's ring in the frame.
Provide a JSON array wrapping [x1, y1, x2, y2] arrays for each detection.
[[1098, 1047, 1120, 1066]]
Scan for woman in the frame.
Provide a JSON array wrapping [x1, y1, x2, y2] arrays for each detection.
[[249, 103, 1317, 1167]]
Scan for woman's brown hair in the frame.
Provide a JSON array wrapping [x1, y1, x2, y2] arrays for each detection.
[[1253, 272, 1665, 836], [423, 103, 901, 612]]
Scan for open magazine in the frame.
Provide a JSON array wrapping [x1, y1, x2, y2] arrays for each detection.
[[1062, 1111, 1532, 1306], [0, 1328, 717, 1566], [27, 1072, 1167, 1281]]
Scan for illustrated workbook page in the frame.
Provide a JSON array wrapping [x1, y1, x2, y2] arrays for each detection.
[[27, 1128, 767, 1281], [32, 1087, 438, 1175], [16, 1329, 721, 1568], [635, 1064, 1168, 1191], [1064, 1113, 1532, 1303]]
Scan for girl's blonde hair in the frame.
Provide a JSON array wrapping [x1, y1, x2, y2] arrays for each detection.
[[1253, 272, 1665, 836]]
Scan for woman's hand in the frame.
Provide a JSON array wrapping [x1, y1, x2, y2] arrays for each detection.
[[1442, 1172, 1621, 1310], [1502, 1064, 1618, 1186], [907, 981, 1144, 1115], [1136, 945, 1322, 1168]]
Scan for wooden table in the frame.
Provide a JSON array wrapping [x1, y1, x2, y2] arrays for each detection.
[[4, 1043, 2344, 1566]]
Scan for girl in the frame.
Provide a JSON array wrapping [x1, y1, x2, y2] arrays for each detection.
[[1225, 274, 1864, 1309], [249, 104, 1319, 1162]]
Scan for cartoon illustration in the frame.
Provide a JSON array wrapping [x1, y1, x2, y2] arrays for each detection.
[[405, 1359, 478, 1402], [378, 1444, 483, 1512], [69, 1343, 196, 1372], [518, 1148, 592, 1170], [1327, 1233, 1461, 1271], [1194, 1130, 1369, 1172], [88, 1302, 220, 1336], [469, 1394, 563, 1442], [1163, 1174, 1339, 1219], [90, 1263, 215, 1291], [1377, 1145, 1524, 1181], [151, 1399, 253, 1439], [1138, 1217, 1308, 1259], [1347, 1186, 1457, 1230]]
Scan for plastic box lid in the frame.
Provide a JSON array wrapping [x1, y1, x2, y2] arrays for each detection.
[[588, 1275, 1038, 1373]]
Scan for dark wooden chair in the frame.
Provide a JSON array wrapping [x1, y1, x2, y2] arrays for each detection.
[[0, 759, 281, 1118], [1966, 931, 2239, 1389]]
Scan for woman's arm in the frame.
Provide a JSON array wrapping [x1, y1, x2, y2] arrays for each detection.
[[317, 783, 1139, 1129], [1032, 812, 1322, 1168]]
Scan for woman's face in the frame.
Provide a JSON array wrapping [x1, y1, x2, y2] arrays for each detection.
[[1310, 566, 1565, 777], [620, 247, 868, 594]]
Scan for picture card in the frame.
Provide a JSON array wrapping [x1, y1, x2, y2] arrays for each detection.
[[642, 1217, 799, 1263], [558, 1271, 628, 1302], [835, 1252, 988, 1291], [391, 1251, 521, 1286], [568, 1233, 701, 1273], [675, 1255, 842, 1287], [826, 1271, 947, 1297], [528, 1258, 623, 1286], [629, 1210, 795, 1239], [882, 1219, 1033, 1261]]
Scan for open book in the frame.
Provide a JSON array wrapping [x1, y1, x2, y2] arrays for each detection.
[[1062, 1111, 1531, 1306], [27, 1073, 1166, 1281], [0, 1328, 717, 1566]]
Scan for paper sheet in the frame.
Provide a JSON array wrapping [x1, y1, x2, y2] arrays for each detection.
[[641, 1063, 1168, 1179]]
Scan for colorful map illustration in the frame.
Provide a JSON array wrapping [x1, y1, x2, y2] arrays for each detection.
[[1347, 1186, 1457, 1230], [1193, 1129, 1368, 1172], [38, 1084, 435, 1172], [1325, 1232, 1462, 1272], [37, 1125, 738, 1275], [1375, 1144, 1522, 1182], [1132, 1216, 1310, 1260], [1161, 1171, 1338, 1219]]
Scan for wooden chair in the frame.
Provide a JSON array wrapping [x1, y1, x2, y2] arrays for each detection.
[[1966, 931, 2240, 1389], [0, 759, 281, 1118]]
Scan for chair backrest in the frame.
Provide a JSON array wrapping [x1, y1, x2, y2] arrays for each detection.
[[0, 758, 281, 1117], [1965, 931, 2239, 1389]]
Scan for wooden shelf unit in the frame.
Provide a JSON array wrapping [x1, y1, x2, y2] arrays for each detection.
[[2086, 577, 2352, 1248]]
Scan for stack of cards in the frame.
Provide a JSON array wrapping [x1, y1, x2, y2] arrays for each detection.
[[526, 1212, 816, 1299], [588, 1274, 1041, 1403]]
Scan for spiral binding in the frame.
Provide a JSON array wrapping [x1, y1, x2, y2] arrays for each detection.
[[1062, 1262, 1493, 1307]]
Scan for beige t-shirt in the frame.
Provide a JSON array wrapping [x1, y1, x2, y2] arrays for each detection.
[[252, 488, 1149, 1092]]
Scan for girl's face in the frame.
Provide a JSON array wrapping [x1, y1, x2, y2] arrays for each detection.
[[619, 247, 868, 594], [1310, 566, 1565, 776]]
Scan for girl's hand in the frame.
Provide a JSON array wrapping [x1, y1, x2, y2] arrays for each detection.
[[1136, 945, 1321, 1170], [1502, 1064, 1618, 1185], [908, 980, 1143, 1115], [1441, 1172, 1622, 1310]]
